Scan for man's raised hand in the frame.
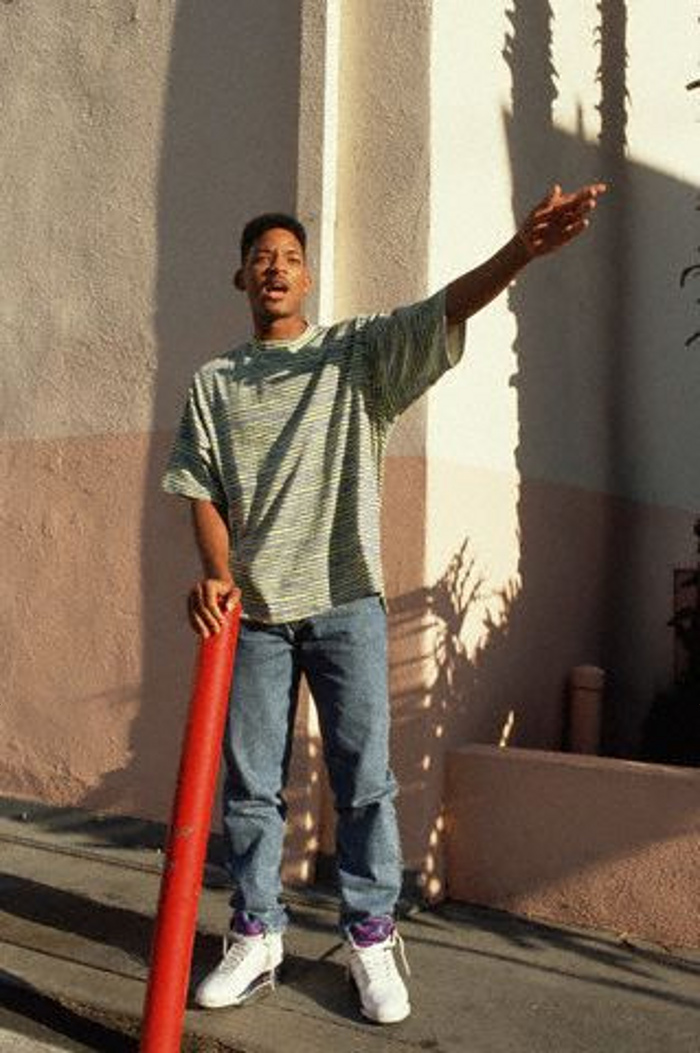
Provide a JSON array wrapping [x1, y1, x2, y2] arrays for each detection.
[[517, 183, 607, 259]]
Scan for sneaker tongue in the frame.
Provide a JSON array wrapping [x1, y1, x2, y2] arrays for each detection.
[[233, 913, 266, 937], [351, 916, 395, 947]]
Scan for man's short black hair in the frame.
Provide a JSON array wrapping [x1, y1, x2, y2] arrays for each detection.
[[240, 213, 307, 263]]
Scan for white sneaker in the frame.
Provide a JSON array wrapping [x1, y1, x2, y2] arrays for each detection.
[[347, 927, 411, 1024], [195, 929, 283, 1008]]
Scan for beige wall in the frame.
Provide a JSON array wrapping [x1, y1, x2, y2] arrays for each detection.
[[425, 0, 700, 749], [402, 1, 700, 898], [2, 1, 699, 927]]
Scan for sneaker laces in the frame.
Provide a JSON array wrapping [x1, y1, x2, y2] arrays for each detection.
[[395, 931, 410, 977], [219, 932, 257, 973], [220, 931, 279, 990], [351, 930, 411, 983]]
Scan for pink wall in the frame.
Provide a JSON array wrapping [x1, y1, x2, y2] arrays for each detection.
[[1, 432, 192, 816], [446, 745, 700, 948]]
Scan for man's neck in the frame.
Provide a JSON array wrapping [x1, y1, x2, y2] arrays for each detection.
[[253, 315, 309, 342]]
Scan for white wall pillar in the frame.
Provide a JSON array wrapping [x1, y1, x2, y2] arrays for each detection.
[[296, 0, 341, 325]]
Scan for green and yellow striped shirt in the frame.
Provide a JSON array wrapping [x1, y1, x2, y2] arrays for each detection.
[[162, 289, 465, 622]]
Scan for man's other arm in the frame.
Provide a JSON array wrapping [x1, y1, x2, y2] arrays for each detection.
[[187, 499, 241, 637]]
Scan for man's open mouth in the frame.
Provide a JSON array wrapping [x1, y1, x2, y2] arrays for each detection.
[[263, 280, 289, 297]]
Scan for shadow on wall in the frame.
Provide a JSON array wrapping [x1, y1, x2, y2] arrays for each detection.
[[82, 1, 302, 820], [500, 0, 698, 758], [502, 0, 629, 754], [388, 0, 699, 896], [387, 537, 518, 894]]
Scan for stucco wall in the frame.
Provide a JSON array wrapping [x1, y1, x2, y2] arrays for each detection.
[[2, 1, 698, 915], [1, 1, 302, 816]]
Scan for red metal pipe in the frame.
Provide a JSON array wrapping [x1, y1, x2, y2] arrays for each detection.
[[140, 605, 241, 1052]]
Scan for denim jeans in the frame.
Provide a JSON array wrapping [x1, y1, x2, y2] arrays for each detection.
[[221, 595, 402, 933]]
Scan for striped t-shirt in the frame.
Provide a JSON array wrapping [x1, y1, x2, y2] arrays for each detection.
[[162, 289, 465, 623]]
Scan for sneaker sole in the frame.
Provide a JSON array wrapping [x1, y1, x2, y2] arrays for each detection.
[[195, 965, 282, 1010]]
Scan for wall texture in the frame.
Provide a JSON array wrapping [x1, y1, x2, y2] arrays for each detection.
[[446, 746, 700, 948], [1, 0, 302, 818]]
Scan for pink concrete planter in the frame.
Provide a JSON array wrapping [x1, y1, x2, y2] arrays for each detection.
[[445, 745, 700, 948]]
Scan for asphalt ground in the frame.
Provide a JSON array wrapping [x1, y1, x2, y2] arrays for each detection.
[[1, 804, 699, 1052]]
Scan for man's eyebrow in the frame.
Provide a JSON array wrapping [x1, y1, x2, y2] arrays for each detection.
[[253, 245, 302, 256]]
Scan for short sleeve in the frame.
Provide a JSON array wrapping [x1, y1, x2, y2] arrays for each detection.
[[161, 376, 227, 507], [362, 289, 466, 422]]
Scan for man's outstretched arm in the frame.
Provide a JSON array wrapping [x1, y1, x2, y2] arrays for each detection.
[[187, 498, 241, 637], [444, 183, 606, 327]]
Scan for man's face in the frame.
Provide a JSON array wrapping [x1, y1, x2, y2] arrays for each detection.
[[237, 227, 312, 325]]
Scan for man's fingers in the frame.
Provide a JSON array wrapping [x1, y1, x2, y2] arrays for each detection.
[[535, 182, 606, 221], [189, 594, 219, 636], [190, 609, 212, 639], [219, 581, 242, 611], [531, 184, 559, 215], [208, 581, 242, 618], [187, 594, 212, 638], [203, 581, 227, 621], [225, 585, 242, 611], [188, 585, 219, 636], [187, 578, 240, 638]]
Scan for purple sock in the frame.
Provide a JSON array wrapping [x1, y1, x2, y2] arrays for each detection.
[[233, 912, 266, 937], [350, 916, 395, 947]]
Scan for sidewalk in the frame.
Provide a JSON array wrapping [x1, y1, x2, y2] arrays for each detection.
[[1, 801, 699, 1053]]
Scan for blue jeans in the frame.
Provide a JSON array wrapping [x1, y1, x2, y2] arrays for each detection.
[[221, 595, 402, 933]]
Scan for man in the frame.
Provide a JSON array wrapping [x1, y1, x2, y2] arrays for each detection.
[[162, 182, 606, 1024]]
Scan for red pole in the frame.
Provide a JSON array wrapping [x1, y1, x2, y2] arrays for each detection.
[[140, 605, 241, 1052]]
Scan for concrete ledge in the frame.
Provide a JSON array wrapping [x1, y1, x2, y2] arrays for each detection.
[[445, 745, 700, 948]]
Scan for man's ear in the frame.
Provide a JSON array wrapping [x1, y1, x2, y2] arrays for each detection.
[[233, 268, 246, 291]]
